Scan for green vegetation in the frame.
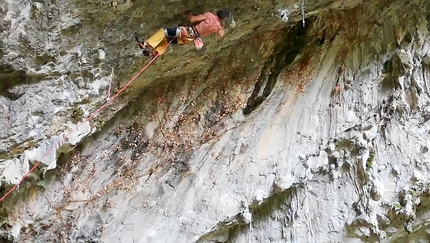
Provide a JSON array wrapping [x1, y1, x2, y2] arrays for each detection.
[[71, 107, 84, 123], [366, 148, 375, 171]]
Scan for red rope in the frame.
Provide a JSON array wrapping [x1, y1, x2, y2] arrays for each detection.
[[0, 45, 168, 202]]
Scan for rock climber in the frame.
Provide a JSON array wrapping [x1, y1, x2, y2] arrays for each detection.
[[135, 8, 231, 56]]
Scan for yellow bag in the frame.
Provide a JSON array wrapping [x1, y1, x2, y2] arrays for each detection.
[[146, 28, 169, 55]]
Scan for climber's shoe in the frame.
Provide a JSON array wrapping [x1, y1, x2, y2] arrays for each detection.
[[135, 35, 156, 56], [135, 35, 146, 49], [142, 49, 157, 57]]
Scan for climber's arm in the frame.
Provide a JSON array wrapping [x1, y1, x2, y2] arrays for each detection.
[[181, 9, 207, 22], [217, 28, 224, 38], [187, 13, 207, 22]]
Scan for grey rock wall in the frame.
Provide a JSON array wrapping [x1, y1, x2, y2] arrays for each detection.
[[1, 0, 430, 242]]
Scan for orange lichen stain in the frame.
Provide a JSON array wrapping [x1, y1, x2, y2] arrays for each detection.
[[28, 187, 38, 206], [334, 83, 342, 93]]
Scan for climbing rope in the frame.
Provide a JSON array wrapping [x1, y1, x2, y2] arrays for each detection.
[[0, 43, 170, 202]]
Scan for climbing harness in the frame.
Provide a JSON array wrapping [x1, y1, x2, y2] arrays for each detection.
[[178, 26, 203, 50], [0, 41, 172, 202]]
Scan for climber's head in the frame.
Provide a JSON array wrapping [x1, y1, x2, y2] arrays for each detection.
[[217, 8, 231, 20]]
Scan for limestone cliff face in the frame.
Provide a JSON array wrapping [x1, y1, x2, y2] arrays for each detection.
[[1, 0, 430, 242]]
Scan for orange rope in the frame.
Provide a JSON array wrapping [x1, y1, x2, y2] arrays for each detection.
[[0, 42, 170, 202]]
